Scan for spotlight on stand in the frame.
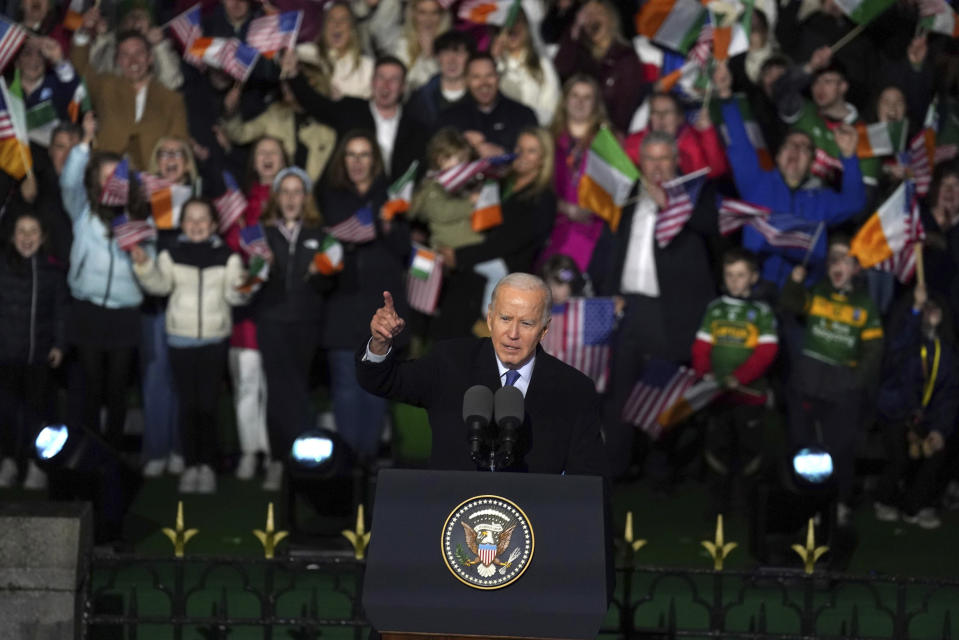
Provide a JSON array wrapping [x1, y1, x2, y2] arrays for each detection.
[[791, 446, 834, 487], [750, 443, 837, 567], [286, 428, 364, 552], [34, 423, 141, 544]]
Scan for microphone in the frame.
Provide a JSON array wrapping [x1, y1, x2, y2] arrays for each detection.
[[493, 386, 524, 467], [463, 385, 494, 464]]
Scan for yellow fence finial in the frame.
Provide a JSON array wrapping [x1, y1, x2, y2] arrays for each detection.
[[701, 514, 737, 571], [791, 518, 829, 574], [161, 501, 198, 558], [253, 502, 289, 559], [624, 511, 647, 553], [342, 504, 371, 560]]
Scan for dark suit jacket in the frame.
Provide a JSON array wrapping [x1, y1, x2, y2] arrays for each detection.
[[356, 338, 608, 478], [593, 182, 719, 363], [287, 75, 426, 182]]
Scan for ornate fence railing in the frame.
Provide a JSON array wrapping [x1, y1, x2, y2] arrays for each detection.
[[82, 553, 959, 639], [80, 505, 959, 639]]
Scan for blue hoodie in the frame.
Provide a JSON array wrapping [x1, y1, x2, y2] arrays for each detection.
[[60, 144, 146, 309]]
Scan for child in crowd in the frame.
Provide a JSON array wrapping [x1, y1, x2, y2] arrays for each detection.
[[0, 213, 68, 490], [692, 248, 779, 513], [409, 127, 507, 329], [781, 234, 883, 526], [539, 254, 621, 393], [874, 285, 958, 530], [131, 199, 250, 494], [225, 136, 290, 482]]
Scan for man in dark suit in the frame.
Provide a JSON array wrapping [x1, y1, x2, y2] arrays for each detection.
[[356, 274, 607, 477], [436, 52, 538, 159], [591, 131, 719, 477], [283, 52, 426, 182]]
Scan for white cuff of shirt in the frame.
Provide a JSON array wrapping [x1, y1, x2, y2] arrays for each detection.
[[362, 338, 390, 363]]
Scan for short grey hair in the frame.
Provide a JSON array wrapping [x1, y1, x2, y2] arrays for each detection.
[[639, 130, 679, 159], [489, 273, 553, 326]]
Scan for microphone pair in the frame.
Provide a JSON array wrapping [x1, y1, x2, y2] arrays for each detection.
[[462, 385, 523, 470]]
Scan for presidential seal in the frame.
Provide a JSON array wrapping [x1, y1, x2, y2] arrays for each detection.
[[441, 495, 534, 590]]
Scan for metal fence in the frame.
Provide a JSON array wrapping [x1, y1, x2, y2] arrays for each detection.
[[82, 552, 959, 640]]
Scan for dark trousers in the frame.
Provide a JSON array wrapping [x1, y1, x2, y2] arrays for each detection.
[[258, 321, 319, 462], [169, 341, 228, 467], [787, 390, 862, 503], [704, 403, 765, 509], [75, 345, 135, 449], [876, 421, 945, 515], [605, 295, 684, 478], [0, 363, 52, 462]]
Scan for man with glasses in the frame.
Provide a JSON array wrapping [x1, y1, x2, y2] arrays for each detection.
[[713, 62, 865, 290]]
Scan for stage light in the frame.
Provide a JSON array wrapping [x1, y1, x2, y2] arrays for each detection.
[[36, 424, 70, 461], [792, 446, 834, 485], [285, 428, 364, 547], [32, 423, 141, 544], [291, 431, 335, 470]]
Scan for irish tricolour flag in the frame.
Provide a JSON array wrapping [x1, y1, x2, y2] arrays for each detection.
[[577, 128, 639, 232], [381, 160, 418, 221], [919, 0, 959, 36], [471, 181, 503, 232], [312, 236, 344, 275], [855, 120, 907, 158], [635, 0, 706, 54], [850, 181, 917, 269], [833, 0, 895, 24], [458, 0, 521, 26]]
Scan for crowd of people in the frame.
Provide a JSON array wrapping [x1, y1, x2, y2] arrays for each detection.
[[0, 0, 958, 533]]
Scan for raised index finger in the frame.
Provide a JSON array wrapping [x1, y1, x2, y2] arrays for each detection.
[[383, 291, 395, 314]]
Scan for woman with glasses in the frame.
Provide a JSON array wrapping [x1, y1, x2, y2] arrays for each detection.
[[318, 131, 410, 463]]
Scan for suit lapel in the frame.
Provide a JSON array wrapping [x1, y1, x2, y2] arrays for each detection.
[[472, 339, 501, 390]]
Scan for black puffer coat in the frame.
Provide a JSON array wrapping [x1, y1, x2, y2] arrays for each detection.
[[0, 248, 68, 365]]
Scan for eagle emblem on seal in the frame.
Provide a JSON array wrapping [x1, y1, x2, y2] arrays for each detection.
[[442, 495, 534, 589], [460, 520, 519, 577]]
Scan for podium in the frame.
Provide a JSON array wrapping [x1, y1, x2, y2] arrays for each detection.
[[363, 469, 609, 639]]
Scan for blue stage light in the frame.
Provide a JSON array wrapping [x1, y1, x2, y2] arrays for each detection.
[[291, 432, 335, 469], [35, 424, 70, 461], [792, 447, 834, 484]]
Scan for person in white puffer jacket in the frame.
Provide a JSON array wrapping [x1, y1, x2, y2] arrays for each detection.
[[130, 198, 250, 495]]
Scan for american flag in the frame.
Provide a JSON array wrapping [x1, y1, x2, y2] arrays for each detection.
[[654, 167, 708, 248], [0, 17, 27, 75], [221, 39, 260, 82], [810, 147, 844, 182], [622, 359, 698, 439], [406, 244, 444, 314], [717, 196, 770, 235], [325, 205, 376, 244], [168, 3, 203, 51], [907, 129, 933, 197], [432, 153, 516, 193], [0, 91, 14, 139], [239, 224, 272, 259], [112, 215, 156, 251], [137, 172, 174, 197], [214, 171, 248, 232], [749, 213, 821, 251], [873, 183, 925, 283], [246, 11, 302, 56], [100, 158, 131, 206], [540, 298, 616, 393]]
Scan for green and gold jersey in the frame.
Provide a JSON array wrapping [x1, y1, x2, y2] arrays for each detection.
[[800, 282, 883, 367], [695, 296, 778, 379]]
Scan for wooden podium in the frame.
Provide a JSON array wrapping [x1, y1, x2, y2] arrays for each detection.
[[363, 469, 610, 639]]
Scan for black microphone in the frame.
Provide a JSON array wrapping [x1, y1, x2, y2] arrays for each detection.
[[493, 386, 524, 467], [463, 385, 494, 464]]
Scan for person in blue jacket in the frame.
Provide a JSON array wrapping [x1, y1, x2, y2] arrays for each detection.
[[60, 112, 149, 449], [874, 284, 959, 530], [712, 62, 866, 290]]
